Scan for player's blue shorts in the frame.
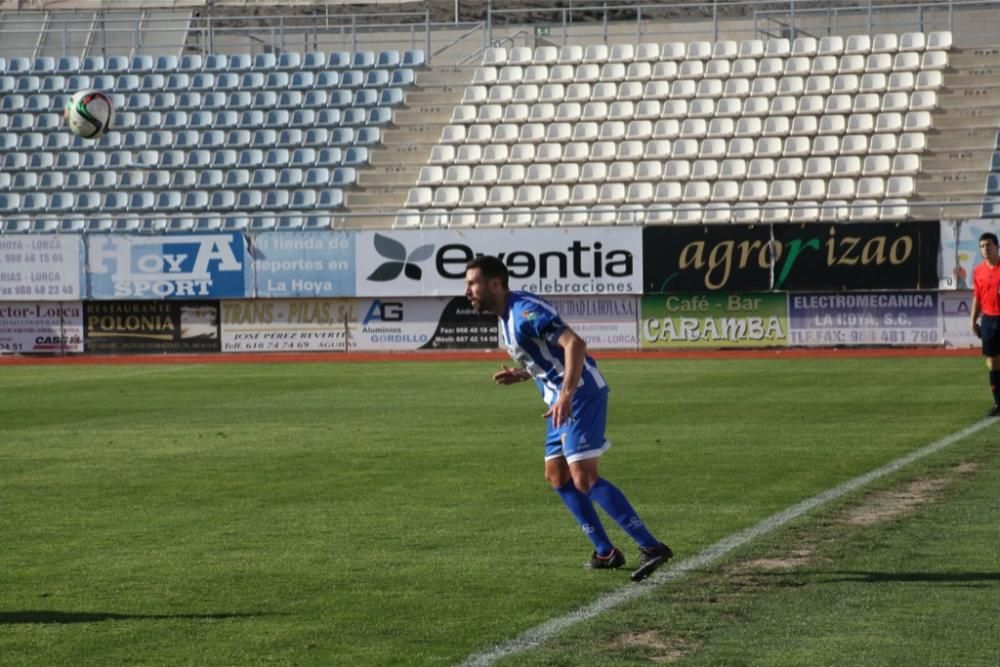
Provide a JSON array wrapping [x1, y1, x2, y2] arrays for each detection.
[[544, 388, 611, 464], [981, 315, 1000, 357]]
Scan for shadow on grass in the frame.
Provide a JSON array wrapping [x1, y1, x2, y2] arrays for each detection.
[[0, 610, 272, 625], [822, 571, 1000, 587]]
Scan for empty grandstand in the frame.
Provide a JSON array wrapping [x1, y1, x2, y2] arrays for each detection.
[[0, 0, 998, 232]]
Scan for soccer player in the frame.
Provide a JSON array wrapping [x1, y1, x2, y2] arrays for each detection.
[[464, 255, 672, 582], [971, 232, 1000, 417]]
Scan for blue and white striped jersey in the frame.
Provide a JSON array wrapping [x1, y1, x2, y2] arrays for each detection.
[[499, 291, 608, 406]]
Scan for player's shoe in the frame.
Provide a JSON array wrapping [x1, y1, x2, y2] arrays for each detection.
[[586, 546, 625, 570], [630, 543, 673, 582], [988, 404, 1000, 417]]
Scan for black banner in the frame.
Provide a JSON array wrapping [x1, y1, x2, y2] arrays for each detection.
[[644, 222, 940, 293], [419, 296, 499, 350], [84, 301, 221, 353]]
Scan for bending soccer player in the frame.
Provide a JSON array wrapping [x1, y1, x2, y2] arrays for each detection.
[[464, 255, 672, 582]]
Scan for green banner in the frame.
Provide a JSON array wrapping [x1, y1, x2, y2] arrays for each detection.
[[640, 293, 788, 348]]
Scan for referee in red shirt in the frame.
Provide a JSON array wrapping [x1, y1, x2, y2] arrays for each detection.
[[971, 232, 1000, 416]]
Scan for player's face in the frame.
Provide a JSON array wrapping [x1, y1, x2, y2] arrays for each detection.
[[980, 239, 1000, 263], [465, 268, 499, 314]]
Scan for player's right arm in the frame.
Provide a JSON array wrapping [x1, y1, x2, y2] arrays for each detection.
[[494, 365, 530, 385], [972, 273, 982, 336]]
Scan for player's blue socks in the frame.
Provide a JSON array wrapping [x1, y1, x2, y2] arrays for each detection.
[[555, 480, 615, 556], [990, 370, 1000, 404], [587, 478, 659, 550]]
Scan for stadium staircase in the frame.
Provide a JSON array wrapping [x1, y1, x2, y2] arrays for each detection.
[[915, 46, 1000, 219], [344, 64, 470, 226]]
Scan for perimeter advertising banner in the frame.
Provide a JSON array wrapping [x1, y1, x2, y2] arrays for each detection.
[[221, 299, 357, 352], [220, 297, 499, 352], [84, 301, 221, 353], [787, 292, 939, 347], [643, 222, 939, 293], [0, 235, 83, 300], [640, 293, 788, 348], [938, 219, 1000, 290], [939, 291, 979, 348], [86, 234, 252, 299], [355, 228, 643, 297], [251, 231, 355, 297], [0, 301, 84, 353], [355, 297, 499, 350], [550, 296, 639, 349]]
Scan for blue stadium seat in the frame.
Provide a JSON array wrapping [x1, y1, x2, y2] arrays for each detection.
[[238, 110, 264, 129], [277, 128, 303, 147], [315, 147, 342, 167], [318, 188, 344, 209], [251, 168, 277, 188], [7, 57, 30, 73], [224, 169, 249, 188], [378, 88, 404, 107], [170, 170, 197, 189], [264, 148, 290, 168], [80, 55, 104, 74], [165, 73, 190, 92], [202, 92, 226, 110], [222, 215, 249, 231], [102, 191, 128, 212], [315, 108, 340, 126], [277, 168, 303, 188], [28, 152, 54, 170], [302, 51, 326, 69], [253, 52, 277, 70], [210, 190, 236, 211], [278, 90, 304, 108], [203, 53, 227, 72], [275, 215, 303, 230], [40, 75, 65, 93], [56, 56, 80, 73], [0, 193, 21, 214], [194, 216, 222, 232], [252, 128, 277, 147], [390, 68, 414, 87], [182, 191, 209, 212], [39, 171, 64, 190], [148, 130, 173, 149], [376, 50, 401, 68], [992, 152, 1000, 171], [25, 94, 49, 112], [330, 128, 354, 145], [131, 55, 154, 72], [253, 90, 277, 107], [352, 51, 376, 69], [35, 112, 60, 131], [195, 72, 222, 91], [289, 71, 314, 90], [92, 170, 117, 188], [982, 199, 1000, 218], [263, 190, 290, 210], [165, 218, 194, 234], [16, 76, 40, 93], [1, 94, 25, 111], [18, 132, 43, 150], [129, 191, 155, 212], [365, 107, 392, 127], [355, 127, 381, 145], [236, 190, 263, 211], [48, 192, 74, 213], [145, 171, 170, 189], [241, 71, 265, 89], [65, 171, 90, 189], [155, 54, 179, 72], [228, 53, 252, 71], [86, 217, 114, 233], [44, 133, 70, 151], [331, 167, 357, 187], [157, 191, 182, 211], [327, 52, 351, 69], [107, 151, 133, 169], [277, 52, 301, 70], [145, 75, 169, 93], [11, 171, 36, 190], [341, 108, 366, 126], [288, 147, 318, 169], [106, 55, 129, 73], [364, 69, 390, 88], [75, 192, 101, 212], [178, 54, 202, 72], [353, 89, 378, 107], [214, 110, 238, 129], [237, 149, 264, 169], [342, 147, 368, 166], [340, 70, 364, 88], [265, 71, 289, 89], [290, 189, 318, 210], [55, 151, 80, 170], [328, 90, 352, 107], [316, 70, 340, 88], [302, 167, 330, 189], [267, 109, 292, 127], [201, 130, 225, 149], [174, 130, 200, 148], [31, 56, 55, 73], [59, 218, 86, 233], [987, 174, 1000, 195]]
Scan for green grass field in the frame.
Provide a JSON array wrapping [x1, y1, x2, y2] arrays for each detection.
[[1, 356, 998, 666]]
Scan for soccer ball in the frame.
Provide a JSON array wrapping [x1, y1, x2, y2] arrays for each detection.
[[64, 89, 113, 139]]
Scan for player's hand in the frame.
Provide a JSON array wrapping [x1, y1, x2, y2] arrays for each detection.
[[973, 322, 981, 337], [493, 365, 527, 385], [543, 393, 573, 428]]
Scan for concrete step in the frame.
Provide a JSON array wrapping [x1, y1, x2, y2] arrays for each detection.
[[415, 67, 472, 87], [356, 168, 421, 188], [949, 49, 1000, 68], [381, 126, 443, 145], [921, 155, 992, 171], [345, 188, 411, 209], [405, 87, 465, 106], [928, 127, 998, 150], [918, 177, 987, 196], [930, 108, 1000, 129], [394, 108, 454, 125]]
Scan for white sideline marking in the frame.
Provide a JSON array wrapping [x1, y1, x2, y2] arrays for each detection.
[[458, 418, 997, 667]]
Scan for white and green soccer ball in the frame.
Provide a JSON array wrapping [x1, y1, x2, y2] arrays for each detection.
[[64, 89, 113, 139]]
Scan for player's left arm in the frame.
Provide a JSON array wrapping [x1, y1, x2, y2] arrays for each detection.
[[544, 327, 587, 428]]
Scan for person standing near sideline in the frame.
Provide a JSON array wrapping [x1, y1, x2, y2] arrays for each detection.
[[464, 255, 672, 582], [971, 231, 1000, 417]]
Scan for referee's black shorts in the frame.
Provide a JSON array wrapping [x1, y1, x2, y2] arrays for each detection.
[[981, 314, 1000, 357]]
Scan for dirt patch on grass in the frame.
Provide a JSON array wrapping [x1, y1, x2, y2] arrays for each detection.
[[613, 631, 700, 663], [840, 462, 977, 526], [748, 547, 816, 571]]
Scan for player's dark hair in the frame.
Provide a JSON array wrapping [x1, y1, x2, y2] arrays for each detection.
[[466, 255, 509, 289], [980, 232, 999, 246]]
